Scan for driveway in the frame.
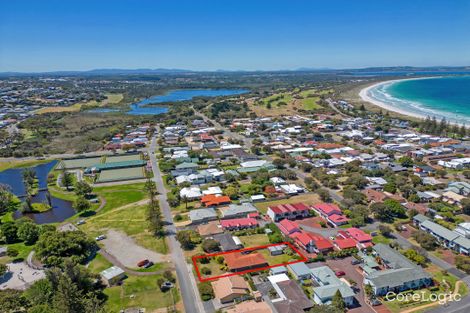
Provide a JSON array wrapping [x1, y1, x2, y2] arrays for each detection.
[[307, 257, 375, 313], [101, 229, 168, 268]]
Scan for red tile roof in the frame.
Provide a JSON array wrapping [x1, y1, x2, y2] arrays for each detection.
[[278, 219, 300, 235], [346, 227, 372, 243], [220, 218, 258, 228], [224, 252, 268, 270], [313, 203, 341, 216], [201, 194, 231, 207], [269, 203, 309, 214], [334, 237, 357, 249], [328, 214, 349, 224]]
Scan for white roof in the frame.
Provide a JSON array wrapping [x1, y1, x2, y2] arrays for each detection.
[[240, 160, 267, 168]]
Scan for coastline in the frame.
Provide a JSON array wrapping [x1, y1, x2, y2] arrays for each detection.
[[358, 76, 469, 126]]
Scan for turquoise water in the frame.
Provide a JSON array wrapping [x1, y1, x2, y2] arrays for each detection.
[[367, 76, 470, 124], [87, 88, 248, 115], [127, 88, 248, 115]]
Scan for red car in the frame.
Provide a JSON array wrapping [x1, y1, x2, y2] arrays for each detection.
[[137, 259, 149, 267], [335, 271, 345, 277]]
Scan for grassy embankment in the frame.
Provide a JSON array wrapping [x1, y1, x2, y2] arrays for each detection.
[[34, 93, 124, 114]]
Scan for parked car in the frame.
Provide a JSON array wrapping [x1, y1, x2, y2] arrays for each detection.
[[137, 259, 150, 267], [369, 297, 382, 306], [95, 235, 106, 241], [351, 259, 361, 265], [76, 219, 86, 225], [335, 271, 345, 277], [143, 261, 154, 268]]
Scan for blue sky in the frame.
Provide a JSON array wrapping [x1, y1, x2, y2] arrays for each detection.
[[1, 0, 469, 72]]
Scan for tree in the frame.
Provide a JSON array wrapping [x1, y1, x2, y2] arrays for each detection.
[[202, 239, 220, 253], [198, 282, 214, 301], [62, 170, 73, 191], [176, 230, 196, 250], [0, 264, 7, 277], [35, 230, 97, 266], [399, 156, 413, 168], [0, 184, 16, 216], [0, 221, 19, 243], [331, 290, 346, 312], [0, 289, 30, 313], [74, 196, 91, 212], [461, 198, 470, 215], [146, 178, 164, 237], [317, 188, 331, 202], [224, 186, 238, 199], [345, 173, 368, 189], [412, 230, 438, 251], [455, 255, 470, 274], [378, 224, 393, 238], [75, 181, 92, 197], [17, 221, 40, 245]]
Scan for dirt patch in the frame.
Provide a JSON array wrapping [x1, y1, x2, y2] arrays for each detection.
[[298, 216, 329, 229], [101, 229, 169, 268]]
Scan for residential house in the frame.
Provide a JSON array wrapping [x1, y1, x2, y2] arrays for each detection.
[[220, 203, 258, 219], [363, 244, 433, 296], [188, 208, 218, 224], [267, 203, 310, 222], [288, 262, 311, 280], [201, 194, 231, 207], [213, 233, 243, 252], [225, 300, 272, 313], [197, 221, 223, 237], [278, 219, 300, 236], [290, 232, 333, 254], [268, 275, 314, 313], [220, 218, 259, 231], [211, 275, 250, 304], [312, 203, 349, 227], [310, 266, 355, 306], [337, 228, 373, 249], [224, 252, 268, 272]]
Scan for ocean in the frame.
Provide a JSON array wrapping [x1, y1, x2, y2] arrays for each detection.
[[366, 76, 470, 124]]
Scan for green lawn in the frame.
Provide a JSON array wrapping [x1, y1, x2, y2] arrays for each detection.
[[81, 203, 168, 255], [88, 253, 113, 274], [105, 274, 179, 312], [240, 234, 271, 247], [302, 97, 322, 110], [261, 93, 293, 107], [93, 183, 148, 214], [0, 242, 35, 264], [372, 234, 391, 245], [0, 159, 53, 172]]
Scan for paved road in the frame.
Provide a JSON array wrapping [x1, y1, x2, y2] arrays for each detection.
[[149, 135, 204, 313], [393, 232, 468, 279]]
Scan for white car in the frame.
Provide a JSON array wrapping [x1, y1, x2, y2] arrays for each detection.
[[95, 235, 106, 241], [76, 219, 86, 225]]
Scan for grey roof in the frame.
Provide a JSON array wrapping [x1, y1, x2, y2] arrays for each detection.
[[271, 266, 288, 274], [100, 266, 125, 280], [175, 162, 198, 169], [367, 244, 431, 289], [188, 208, 217, 222], [220, 203, 258, 218], [453, 236, 470, 249], [310, 266, 355, 300], [213, 233, 240, 251], [421, 220, 460, 242], [274, 280, 314, 313], [288, 262, 311, 278], [413, 214, 430, 224]]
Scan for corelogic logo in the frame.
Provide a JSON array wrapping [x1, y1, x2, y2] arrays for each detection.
[[385, 291, 461, 305]]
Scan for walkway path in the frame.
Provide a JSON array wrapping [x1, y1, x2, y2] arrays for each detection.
[[149, 135, 204, 313]]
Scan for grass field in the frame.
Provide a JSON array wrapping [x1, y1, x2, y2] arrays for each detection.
[[104, 154, 141, 163], [35, 93, 124, 114], [57, 156, 103, 170], [254, 193, 321, 214], [239, 234, 271, 247], [87, 253, 113, 274], [0, 242, 35, 265], [93, 183, 148, 214], [81, 202, 167, 255], [105, 274, 179, 312], [96, 167, 145, 183], [0, 159, 53, 172]]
